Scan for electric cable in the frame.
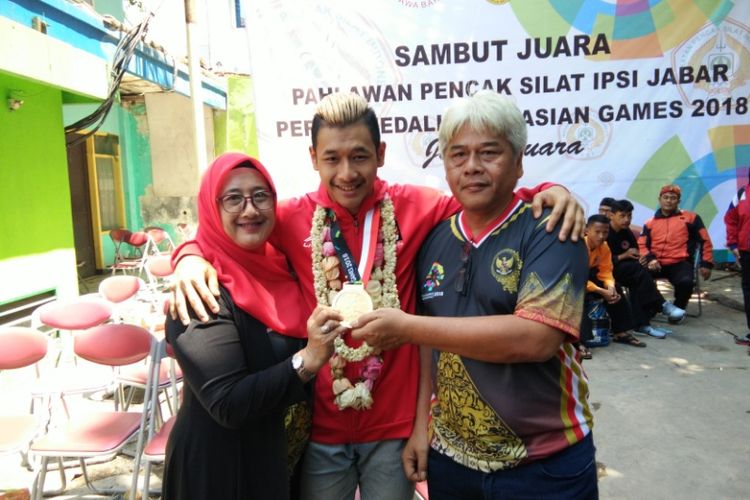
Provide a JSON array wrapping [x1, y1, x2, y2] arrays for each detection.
[[65, 12, 154, 147]]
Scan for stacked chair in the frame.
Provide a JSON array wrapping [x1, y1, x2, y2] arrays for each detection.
[[109, 225, 176, 279], [109, 229, 150, 277], [30, 296, 115, 417], [0, 327, 49, 471], [11, 273, 183, 498], [144, 226, 176, 256], [144, 254, 175, 294], [29, 321, 154, 498], [130, 336, 180, 498]]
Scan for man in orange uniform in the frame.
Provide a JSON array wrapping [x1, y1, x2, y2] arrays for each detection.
[[638, 184, 713, 318], [585, 214, 645, 348]]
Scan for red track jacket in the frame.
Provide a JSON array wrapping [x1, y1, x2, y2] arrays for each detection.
[[724, 186, 750, 253]]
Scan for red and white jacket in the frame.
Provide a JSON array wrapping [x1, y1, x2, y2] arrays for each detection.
[[724, 186, 750, 253]]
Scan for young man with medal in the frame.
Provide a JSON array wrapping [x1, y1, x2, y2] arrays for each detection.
[[170, 92, 584, 500], [351, 91, 597, 499]]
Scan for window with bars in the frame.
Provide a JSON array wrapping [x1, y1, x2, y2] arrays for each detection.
[[90, 134, 124, 232]]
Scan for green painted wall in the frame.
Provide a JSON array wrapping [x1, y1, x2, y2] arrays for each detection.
[[214, 109, 228, 156], [95, 0, 126, 21], [119, 102, 152, 233], [225, 75, 259, 156], [63, 103, 119, 135], [0, 71, 74, 259]]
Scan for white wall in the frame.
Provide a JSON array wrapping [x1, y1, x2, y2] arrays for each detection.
[[0, 17, 108, 99], [145, 92, 214, 197], [0, 250, 79, 302]]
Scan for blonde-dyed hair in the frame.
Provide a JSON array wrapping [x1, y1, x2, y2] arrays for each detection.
[[311, 92, 381, 150]]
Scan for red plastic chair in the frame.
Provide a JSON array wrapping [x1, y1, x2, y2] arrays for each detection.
[[36, 298, 112, 332], [97, 275, 150, 327], [0, 327, 49, 467], [95, 275, 179, 415], [144, 253, 174, 294], [29, 323, 155, 499], [33, 296, 111, 365], [144, 227, 176, 256], [98, 275, 142, 304], [110, 229, 149, 276], [30, 298, 114, 418]]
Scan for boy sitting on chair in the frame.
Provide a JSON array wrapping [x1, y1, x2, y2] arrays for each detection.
[[584, 214, 646, 349]]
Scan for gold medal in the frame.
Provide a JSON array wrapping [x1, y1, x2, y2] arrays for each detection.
[[332, 282, 374, 326]]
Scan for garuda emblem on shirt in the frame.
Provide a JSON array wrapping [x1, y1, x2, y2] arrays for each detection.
[[491, 249, 522, 293]]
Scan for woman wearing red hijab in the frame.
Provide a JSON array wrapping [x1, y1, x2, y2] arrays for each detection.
[[162, 152, 343, 499]]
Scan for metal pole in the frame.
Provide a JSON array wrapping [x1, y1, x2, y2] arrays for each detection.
[[185, 0, 207, 172]]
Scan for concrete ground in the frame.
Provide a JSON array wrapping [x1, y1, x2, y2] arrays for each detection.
[[1, 270, 748, 499], [590, 268, 750, 500]]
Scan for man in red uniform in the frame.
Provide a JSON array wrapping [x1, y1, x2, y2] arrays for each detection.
[[724, 184, 750, 346], [638, 184, 714, 318], [170, 93, 583, 500]]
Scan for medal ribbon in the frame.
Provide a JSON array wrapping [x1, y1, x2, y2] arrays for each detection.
[[328, 206, 381, 285]]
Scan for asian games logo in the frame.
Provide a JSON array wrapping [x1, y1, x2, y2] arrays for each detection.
[[673, 18, 750, 104], [423, 262, 445, 293]]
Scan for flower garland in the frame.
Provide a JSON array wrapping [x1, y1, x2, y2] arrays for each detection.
[[310, 196, 400, 410]]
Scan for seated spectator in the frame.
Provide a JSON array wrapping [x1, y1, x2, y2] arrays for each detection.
[[638, 185, 714, 319], [608, 199, 682, 337], [584, 214, 645, 349], [599, 197, 616, 218]]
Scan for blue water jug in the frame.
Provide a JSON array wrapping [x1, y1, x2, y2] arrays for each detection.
[[585, 299, 611, 347]]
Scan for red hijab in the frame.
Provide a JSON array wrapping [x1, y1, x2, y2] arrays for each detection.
[[195, 152, 312, 338]]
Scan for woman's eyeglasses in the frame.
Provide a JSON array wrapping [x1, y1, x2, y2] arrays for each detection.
[[217, 191, 275, 213]]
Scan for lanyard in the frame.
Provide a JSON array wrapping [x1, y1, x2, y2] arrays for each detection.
[[328, 207, 381, 284]]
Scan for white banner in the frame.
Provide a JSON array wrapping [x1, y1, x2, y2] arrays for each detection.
[[246, 0, 750, 255]]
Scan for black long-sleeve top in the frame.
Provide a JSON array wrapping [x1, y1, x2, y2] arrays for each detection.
[[162, 287, 307, 500]]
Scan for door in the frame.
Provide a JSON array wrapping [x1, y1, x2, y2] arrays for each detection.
[[66, 133, 97, 277]]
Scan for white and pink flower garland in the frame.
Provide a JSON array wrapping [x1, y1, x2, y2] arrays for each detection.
[[310, 197, 399, 410]]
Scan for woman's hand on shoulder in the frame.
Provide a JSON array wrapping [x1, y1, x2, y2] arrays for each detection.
[[169, 255, 221, 325]]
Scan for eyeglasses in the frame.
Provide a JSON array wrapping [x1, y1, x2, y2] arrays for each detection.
[[217, 191, 275, 213], [454, 241, 472, 295]]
